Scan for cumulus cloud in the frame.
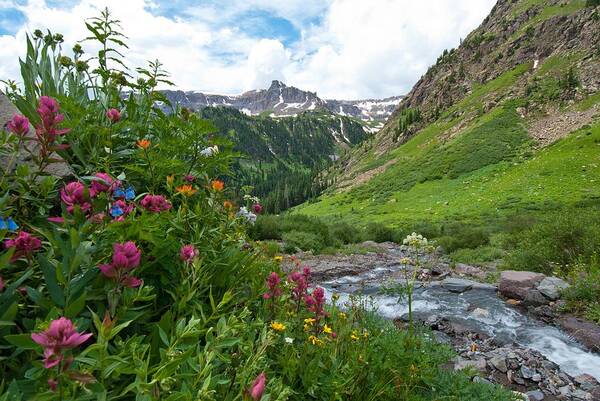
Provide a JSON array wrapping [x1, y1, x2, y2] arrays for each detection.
[[0, 0, 496, 99]]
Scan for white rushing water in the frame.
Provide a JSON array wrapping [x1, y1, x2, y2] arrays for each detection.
[[321, 271, 600, 381]]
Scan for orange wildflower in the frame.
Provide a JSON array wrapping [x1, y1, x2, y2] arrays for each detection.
[[223, 200, 233, 209], [211, 180, 224, 192], [137, 139, 151, 149], [176, 184, 197, 197]]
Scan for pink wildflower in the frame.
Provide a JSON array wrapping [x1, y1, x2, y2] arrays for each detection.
[[60, 182, 92, 214], [249, 372, 266, 401], [183, 174, 195, 183], [263, 272, 282, 299], [109, 200, 134, 221], [48, 379, 58, 392], [98, 241, 142, 288], [47, 217, 65, 224], [4, 231, 42, 261], [140, 194, 172, 213], [90, 172, 114, 197], [180, 244, 198, 263], [31, 317, 92, 369], [305, 287, 326, 318], [252, 203, 263, 214], [106, 108, 121, 123], [0, 275, 4, 292], [35, 96, 69, 152], [6, 114, 30, 136]]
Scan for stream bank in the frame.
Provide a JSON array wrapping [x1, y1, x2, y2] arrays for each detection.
[[283, 242, 600, 401]]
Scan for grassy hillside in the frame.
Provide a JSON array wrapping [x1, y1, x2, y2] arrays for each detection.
[[295, 0, 600, 227]]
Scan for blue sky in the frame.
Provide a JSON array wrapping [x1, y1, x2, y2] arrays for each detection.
[[0, 0, 495, 99]]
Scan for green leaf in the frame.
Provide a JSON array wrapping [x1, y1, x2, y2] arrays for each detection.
[[65, 291, 87, 318], [0, 248, 15, 270], [37, 255, 65, 307], [4, 334, 37, 349]]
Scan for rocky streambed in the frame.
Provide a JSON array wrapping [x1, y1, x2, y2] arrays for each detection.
[[285, 242, 600, 401]]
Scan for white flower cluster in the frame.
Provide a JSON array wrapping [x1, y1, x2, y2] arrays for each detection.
[[243, 194, 260, 203], [200, 145, 219, 157], [236, 206, 257, 224], [403, 232, 428, 248]]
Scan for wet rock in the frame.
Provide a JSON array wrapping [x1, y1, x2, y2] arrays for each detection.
[[557, 316, 600, 353], [524, 289, 549, 307], [574, 374, 599, 392], [499, 271, 546, 300], [454, 357, 487, 373], [520, 365, 535, 379], [454, 263, 487, 280], [471, 308, 490, 318], [432, 330, 452, 345], [431, 263, 450, 276], [526, 390, 544, 401], [489, 356, 508, 373], [537, 277, 570, 301], [441, 277, 474, 293]]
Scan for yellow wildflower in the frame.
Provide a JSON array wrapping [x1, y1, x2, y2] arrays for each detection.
[[308, 335, 323, 346], [323, 324, 333, 334], [270, 322, 286, 332], [350, 333, 360, 341], [363, 331, 369, 339], [166, 175, 174, 186], [304, 318, 316, 325], [274, 255, 283, 263], [303, 324, 310, 332], [339, 312, 347, 320]]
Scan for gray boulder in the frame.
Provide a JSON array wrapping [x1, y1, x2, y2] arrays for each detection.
[[537, 276, 570, 300], [524, 289, 550, 307], [441, 277, 474, 293], [498, 271, 545, 300]]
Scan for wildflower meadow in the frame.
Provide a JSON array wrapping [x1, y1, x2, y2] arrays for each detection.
[[0, 10, 515, 401]]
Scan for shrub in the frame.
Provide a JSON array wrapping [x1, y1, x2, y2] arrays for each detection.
[[250, 214, 283, 240], [282, 230, 323, 252], [504, 210, 600, 275], [329, 221, 362, 244], [364, 222, 396, 243]]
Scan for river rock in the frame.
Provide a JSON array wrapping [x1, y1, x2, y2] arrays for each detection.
[[471, 308, 490, 318], [454, 263, 487, 280], [558, 316, 600, 353], [489, 356, 508, 373], [523, 289, 549, 307], [574, 374, 599, 391], [454, 357, 487, 373], [499, 271, 545, 300], [0, 92, 71, 178], [526, 390, 544, 400], [441, 277, 474, 293], [537, 276, 570, 300]]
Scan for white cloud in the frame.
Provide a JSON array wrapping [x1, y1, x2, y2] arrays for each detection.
[[0, 0, 496, 99]]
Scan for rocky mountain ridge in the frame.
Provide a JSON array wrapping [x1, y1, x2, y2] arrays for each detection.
[[162, 80, 403, 129]]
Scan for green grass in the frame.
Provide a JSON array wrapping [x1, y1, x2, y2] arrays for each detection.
[[296, 119, 600, 224]]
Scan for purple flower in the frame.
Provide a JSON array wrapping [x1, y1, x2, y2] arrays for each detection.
[[140, 194, 172, 213], [60, 182, 91, 214], [36, 96, 69, 146], [6, 114, 30, 136], [106, 108, 121, 123], [183, 174, 195, 183], [249, 372, 266, 401], [180, 244, 198, 263], [252, 203, 263, 214], [31, 317, 92, 369], [4, 231, 42, 261]]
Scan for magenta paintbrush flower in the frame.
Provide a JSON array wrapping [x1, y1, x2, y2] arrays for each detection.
[[60, 182, 92, 214], [180, 244, 198, 262], [106, 108, 121, 122], [249, 372, 266, 400], [263, 272, 282, 299], [6, 114, 30, 136], [140, 194, 172, 213], [99, 241, 142, 288], [252, 203, 263, 214], [31, 317, 92, 369], [36, 96, 69, 145], [90, 172, 114, 197], [4, 231, 42, 261]]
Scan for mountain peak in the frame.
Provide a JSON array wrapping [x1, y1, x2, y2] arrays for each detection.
[[269, 80, 286, 90]]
